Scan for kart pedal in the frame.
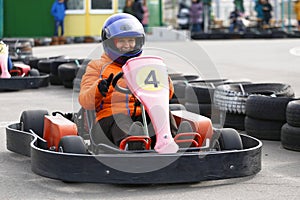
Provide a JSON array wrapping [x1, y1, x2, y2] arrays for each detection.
[[175, 121, 202, 148], [174, 132, 203, 148], [177, 121, 194, 133], [119, 122, 151, 151], [128, 121, 144, 136]]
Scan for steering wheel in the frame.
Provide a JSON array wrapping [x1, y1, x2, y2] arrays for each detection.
[[111, 71, 132, 94]]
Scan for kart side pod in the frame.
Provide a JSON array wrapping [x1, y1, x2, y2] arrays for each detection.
[[43, 115, 78, 151]]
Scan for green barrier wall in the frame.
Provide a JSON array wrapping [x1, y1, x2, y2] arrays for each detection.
[[0, 0, 3, 38], [3, 0, 54, 37]]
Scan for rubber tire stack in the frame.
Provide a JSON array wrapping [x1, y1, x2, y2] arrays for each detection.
[[281, 100, 300, 151], [214, 83, 295, 131], [23, 56, 47, 69], [245, 95, 296, 140], [184, 80, 227, 118], [50, 58, 82, 85], [37, 56, 65, 74], [169, 74, 199, 105], [58, 63, 80, 88]]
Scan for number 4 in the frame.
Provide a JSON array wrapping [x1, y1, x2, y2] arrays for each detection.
[[144, 70, 160, 88]]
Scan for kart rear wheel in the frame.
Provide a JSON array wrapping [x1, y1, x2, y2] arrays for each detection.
[[218, 128, 243, 150], [20, 110, 48, 138], [58, 136, 88, 154]]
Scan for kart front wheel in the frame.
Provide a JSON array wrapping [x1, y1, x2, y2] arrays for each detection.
[[58, 136, 88, 154], [211, 128, 243, 151], [218, 128, 243, 150]]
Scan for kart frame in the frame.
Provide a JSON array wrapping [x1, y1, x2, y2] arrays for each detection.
[[0, 74, 49, 91], [6, 122, 262, 184], [5, 55, 262, 184]]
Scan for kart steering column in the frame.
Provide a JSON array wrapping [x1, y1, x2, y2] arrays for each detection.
[[113, 56, 179, 154]]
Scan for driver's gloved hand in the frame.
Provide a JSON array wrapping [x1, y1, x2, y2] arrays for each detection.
[[98, 73, 114, 97]]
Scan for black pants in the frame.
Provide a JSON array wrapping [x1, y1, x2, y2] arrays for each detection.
[[92, 112, 178, 147]]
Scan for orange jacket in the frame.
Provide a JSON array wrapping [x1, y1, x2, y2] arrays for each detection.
[[79, 53, 174, 122]]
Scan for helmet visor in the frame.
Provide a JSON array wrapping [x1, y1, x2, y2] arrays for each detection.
[[104, 18, 145, 39]]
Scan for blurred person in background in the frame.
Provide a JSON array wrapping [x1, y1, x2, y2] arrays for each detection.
[[132, 0, 144, 23], [51, 0, 66, 37], [142, 0, 149, 33], [261, 0, 272, 27], [294, 0, 300, 31], [229, 6, 245, 33], [123, 0, 134, 16], [189, 0, 203, 34], [255, 0, 264, 30]]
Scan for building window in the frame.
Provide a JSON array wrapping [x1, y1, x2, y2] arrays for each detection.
[[65, 0, 86, 14], [89, 0, 114, 14]]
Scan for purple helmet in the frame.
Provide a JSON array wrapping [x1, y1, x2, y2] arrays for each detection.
[[101, 13, 145, 65]]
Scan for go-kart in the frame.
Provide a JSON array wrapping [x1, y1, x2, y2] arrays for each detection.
[[6, 56, 262, 184], [0, 42, 49, 91]]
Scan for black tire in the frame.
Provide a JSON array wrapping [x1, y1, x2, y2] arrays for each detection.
[[37, 59, 53, 74], [173, 81, 187, 99], [183, 75, 199, 81], [63, 80, 74, 88], [245, 116, 285, 141], [214, 83, 294, 114], [185, 83, 215, 104], [169, 72, 184, 80], [281, 123, 300, 151], [58, 63, 79, 82], [218, 128, 243, 150], [169, 104, 186, 111], [50, 58, 77, 76], [23, 56, 46, 69], [184, 102, 212, 117], [58, 136, 88, 154], [223, 112, 246, 131], [188, 79, 228, 84], [20, 110, 49, 138], [286, 100, 300, 127], [29, 68, 40, 77], [49, 74, 63, 85], [246, 95, 296, 121], [73, 37, 85, 43]]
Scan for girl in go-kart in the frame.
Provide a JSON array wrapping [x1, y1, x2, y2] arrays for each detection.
[[79, 13, 177, 150]]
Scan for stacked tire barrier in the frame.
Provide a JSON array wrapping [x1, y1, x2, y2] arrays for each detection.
[[36, 57, 88, 88], [50, 57, 82, 85], [245, 95, 296, 141], [169, 74, 200, 105], [281, 100, 300, 151], [184, 79, 229, 118], [214, 83, 295, 130]]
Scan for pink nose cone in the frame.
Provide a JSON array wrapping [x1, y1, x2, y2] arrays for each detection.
[[0, 54, 11, 78]]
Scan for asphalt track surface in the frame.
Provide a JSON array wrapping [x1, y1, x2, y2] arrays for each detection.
[[0, 39, 300, 199]]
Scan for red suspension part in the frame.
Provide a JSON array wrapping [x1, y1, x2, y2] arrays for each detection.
[[174, 132, 203, 147], [119, 136, 152, 150]]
